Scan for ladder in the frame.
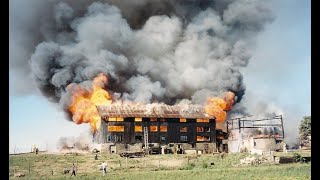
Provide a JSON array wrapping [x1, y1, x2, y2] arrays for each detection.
[[144, 127, 149, 155]]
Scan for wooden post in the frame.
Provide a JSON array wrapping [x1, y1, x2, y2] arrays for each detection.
[[126, 157, 128, 168], [226, 121, 229, 133]]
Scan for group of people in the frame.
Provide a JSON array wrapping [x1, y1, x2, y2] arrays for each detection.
[[70, 161, 108, 177]]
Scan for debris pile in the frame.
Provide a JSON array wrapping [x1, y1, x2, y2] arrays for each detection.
[[14, 173, 25, 177], [236, 155, 275, 166], [300, 136, 311, 150]]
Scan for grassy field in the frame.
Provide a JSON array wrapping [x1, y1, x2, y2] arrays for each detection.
[[9, 152, 311, 180], [273, 150, 311, 158]]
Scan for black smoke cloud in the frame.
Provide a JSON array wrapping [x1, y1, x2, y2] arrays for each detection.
[[10, 0, 274, 116]]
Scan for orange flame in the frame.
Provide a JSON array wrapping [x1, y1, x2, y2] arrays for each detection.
[[68, 73, 112, 133], [223, 91, 235, 111], [205, 91, 235, 123]]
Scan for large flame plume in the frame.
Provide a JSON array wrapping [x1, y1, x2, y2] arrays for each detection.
[[205, 91, 235, 123], [68, 73, 112, 132]]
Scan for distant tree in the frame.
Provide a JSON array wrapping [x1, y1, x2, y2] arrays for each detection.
[[299, 116, 311, 140]]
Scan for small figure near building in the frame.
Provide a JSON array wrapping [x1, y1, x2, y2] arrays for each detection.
[[282, 142, 288, 153], [101, 161, 108, 176], [33, 145, 39, 155]]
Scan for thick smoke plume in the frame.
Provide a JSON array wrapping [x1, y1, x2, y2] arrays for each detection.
[[10, 0, 274, 121]]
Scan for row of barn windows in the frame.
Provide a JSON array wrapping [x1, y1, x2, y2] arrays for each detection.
[[106, 135, 210, 142], [107, 117, 210, 123], [107, 126, 211, 133]]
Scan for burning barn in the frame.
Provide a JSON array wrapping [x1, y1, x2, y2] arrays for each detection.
[[11, 0, 278, 156], [92, 104, 227, 154], [65, 74, 234, 155]]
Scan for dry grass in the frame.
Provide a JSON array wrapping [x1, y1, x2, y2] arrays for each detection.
[[9, 152, 311, 179]]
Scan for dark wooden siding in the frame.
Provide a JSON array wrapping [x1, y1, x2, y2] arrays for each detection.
[[104, 117, 216, 144], [124, 118, 134, 143]]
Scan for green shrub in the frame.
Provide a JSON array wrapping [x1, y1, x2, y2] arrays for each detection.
[[293, 153, 306, 163], [180, 162, 195, 170], [202, 162, 208, 168]]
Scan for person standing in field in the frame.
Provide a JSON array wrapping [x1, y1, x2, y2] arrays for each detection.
[[70, 163, 76, 176], [101, 161, 107, 176]]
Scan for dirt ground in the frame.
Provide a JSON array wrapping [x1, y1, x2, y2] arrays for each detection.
[[150, 159, 185, 167]]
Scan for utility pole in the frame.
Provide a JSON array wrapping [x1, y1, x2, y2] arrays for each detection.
[[280, 115, 284, 138]]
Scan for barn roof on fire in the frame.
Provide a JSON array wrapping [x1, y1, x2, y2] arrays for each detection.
[[96, 104, 215, 119]]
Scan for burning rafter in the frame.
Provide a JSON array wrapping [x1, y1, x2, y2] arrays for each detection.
[[96, 104, 214, 119]]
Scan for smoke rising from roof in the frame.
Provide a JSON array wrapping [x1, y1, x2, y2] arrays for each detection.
[[10, 0, 274, 118]]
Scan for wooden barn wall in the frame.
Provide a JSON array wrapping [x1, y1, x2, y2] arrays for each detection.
[[103, 117, 216, 145], [125, 117, 134, 143]]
